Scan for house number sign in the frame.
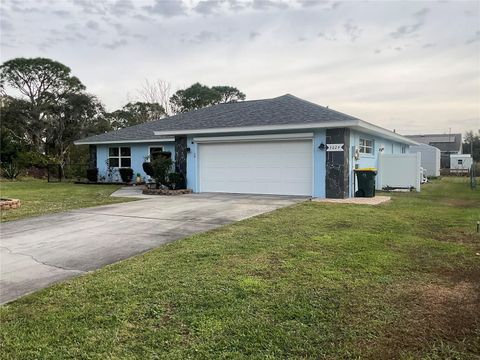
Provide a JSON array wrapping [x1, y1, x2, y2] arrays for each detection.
[[326, 143, 344, 152]]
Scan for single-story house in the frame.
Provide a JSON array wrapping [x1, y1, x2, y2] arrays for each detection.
[[75, 94, 417, 198], [405, 133, 462, 168]]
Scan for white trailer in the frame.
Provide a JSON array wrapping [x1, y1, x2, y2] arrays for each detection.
[[450, 154, 473, 174], [409, 144, 441, 177]]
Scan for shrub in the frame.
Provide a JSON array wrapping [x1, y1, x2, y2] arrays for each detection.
[[119, 168, 134, 183], [86, 168, 98, 182], [142, 162, 154, 177], [151, 157, 173, 188], [16, 151, 49, 169], [168, 172, 185, 190], [1, 162, 21, 180]]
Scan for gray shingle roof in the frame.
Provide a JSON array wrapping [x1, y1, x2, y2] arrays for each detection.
[[405, 133, 462, 153], [75, 94, 361, 144]]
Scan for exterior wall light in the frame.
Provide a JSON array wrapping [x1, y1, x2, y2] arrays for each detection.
[[318, 143, 325, 150]]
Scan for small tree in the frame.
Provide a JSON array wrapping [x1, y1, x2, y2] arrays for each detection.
[[151, 157, 173, 189]]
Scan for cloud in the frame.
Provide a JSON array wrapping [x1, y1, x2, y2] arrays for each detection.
[[86, 20, 101, 32], [344, 20, 362, 42], [330, 1, 341, 10], [414, 7, 430, 17], [52, 10, 70, 17], [111, 22, 129, 36], [110, 0, 134, 16], [194, 1, 224, 15], [465, 31, 480, 45], [103, 39, 128, 50], [132, 33, 148, 40], [249, 31, 260, 40], [0, 18, 13, 32], [227, 0, 246, 11], [132, 13, 150, 21], [10, 2, 40, 13], [193, 30, 221, 43], [252, 0, 288, 10], [73, 0, 106, 15], [144, 0, 186, 17], [318, 31, 337, 41], [422, 43, 436, 48], [390, 23, 423, 39], [298, 0, 327, 8]]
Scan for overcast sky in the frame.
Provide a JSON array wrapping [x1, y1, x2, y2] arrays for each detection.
[[1, 0, 479, 135]]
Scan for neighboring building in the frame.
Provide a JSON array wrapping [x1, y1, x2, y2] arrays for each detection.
[[405, 133, 462, 168], [75, 94, 417, 199], [450, 154, 473, 173], [408, 143, 441, 177]]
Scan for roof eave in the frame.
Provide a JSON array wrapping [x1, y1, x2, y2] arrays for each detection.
[[153, 120, 418, 145], [74, 137, 175, 145]]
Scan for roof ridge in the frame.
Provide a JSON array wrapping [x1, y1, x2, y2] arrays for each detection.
[[277, 93, 361, 121]]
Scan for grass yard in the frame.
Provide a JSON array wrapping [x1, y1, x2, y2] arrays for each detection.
[[1, 178, 479, 359], [0, 179, 136, 222]]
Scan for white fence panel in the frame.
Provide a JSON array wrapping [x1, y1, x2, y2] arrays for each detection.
[[377, 153, 421, 191]]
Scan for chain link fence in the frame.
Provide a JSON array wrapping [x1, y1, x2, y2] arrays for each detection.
[[47, 164, 90, 182]]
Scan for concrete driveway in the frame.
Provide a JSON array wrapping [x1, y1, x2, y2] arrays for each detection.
[[0, 192, 306, 304]]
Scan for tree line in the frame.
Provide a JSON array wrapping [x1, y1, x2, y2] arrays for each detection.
[[0, 57, 245, 173]]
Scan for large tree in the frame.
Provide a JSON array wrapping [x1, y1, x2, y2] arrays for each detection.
[[137, 79, 173, 116], [0, 57, 85, 152], [45, 93, 108, 166], [462, 130, 480, 162], [107, 101, 166, 130], [169, 83, 245, 113]]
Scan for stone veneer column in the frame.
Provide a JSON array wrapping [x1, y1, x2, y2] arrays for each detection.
[[175, 136, 188, 180], [89, 145, 97, 168], [325, 128, 350, 198]]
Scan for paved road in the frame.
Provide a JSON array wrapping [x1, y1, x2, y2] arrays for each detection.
[[0, 192, 306, 304]]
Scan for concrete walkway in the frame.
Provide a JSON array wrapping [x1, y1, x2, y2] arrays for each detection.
[[0, 193, 306, 304]]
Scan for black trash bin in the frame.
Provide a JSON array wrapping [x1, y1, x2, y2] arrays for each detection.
[[354, 168, 377, 197]]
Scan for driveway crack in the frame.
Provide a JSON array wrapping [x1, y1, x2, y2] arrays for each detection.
[[0, 246, 85, 273]]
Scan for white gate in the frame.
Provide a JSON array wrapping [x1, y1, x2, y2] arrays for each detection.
[[377, 153, 421, 191]]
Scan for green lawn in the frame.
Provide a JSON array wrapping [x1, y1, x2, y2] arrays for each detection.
[[0, 179, 135, 222], [1, 178, 479, 359]]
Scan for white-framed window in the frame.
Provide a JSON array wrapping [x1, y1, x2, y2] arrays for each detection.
[[458, 159, 463, 165], [108, 147, 131, 168], [359, 138, 374, 155], [149, 146, 164, 161]]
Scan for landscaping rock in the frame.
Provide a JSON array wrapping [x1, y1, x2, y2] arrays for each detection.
[[142, 189, 193, 196], [0, 198, 21, 210]]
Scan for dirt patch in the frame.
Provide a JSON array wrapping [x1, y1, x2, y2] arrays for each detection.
[[359, 268, 480, 358], [443, 198, 479, 208], [433, 228, 480, 244]]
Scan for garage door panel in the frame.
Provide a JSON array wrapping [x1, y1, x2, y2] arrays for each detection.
[[199, 140, 312, 196]]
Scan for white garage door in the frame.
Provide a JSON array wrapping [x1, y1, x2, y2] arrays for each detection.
[[198, 140, 312, 196]]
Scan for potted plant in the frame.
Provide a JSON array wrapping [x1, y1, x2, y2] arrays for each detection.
[[168, 172, 185, 190], [119, 167, 134, 183], [136, 173, 142, 184], [86, 168, 98, 182]]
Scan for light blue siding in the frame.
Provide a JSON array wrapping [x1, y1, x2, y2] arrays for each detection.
[[313, 129, 326, 198], [348, 130, 408, 197], [94, 128, 409, 197], [96, 142, 175, 182], [186, 135, 198, 191]]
